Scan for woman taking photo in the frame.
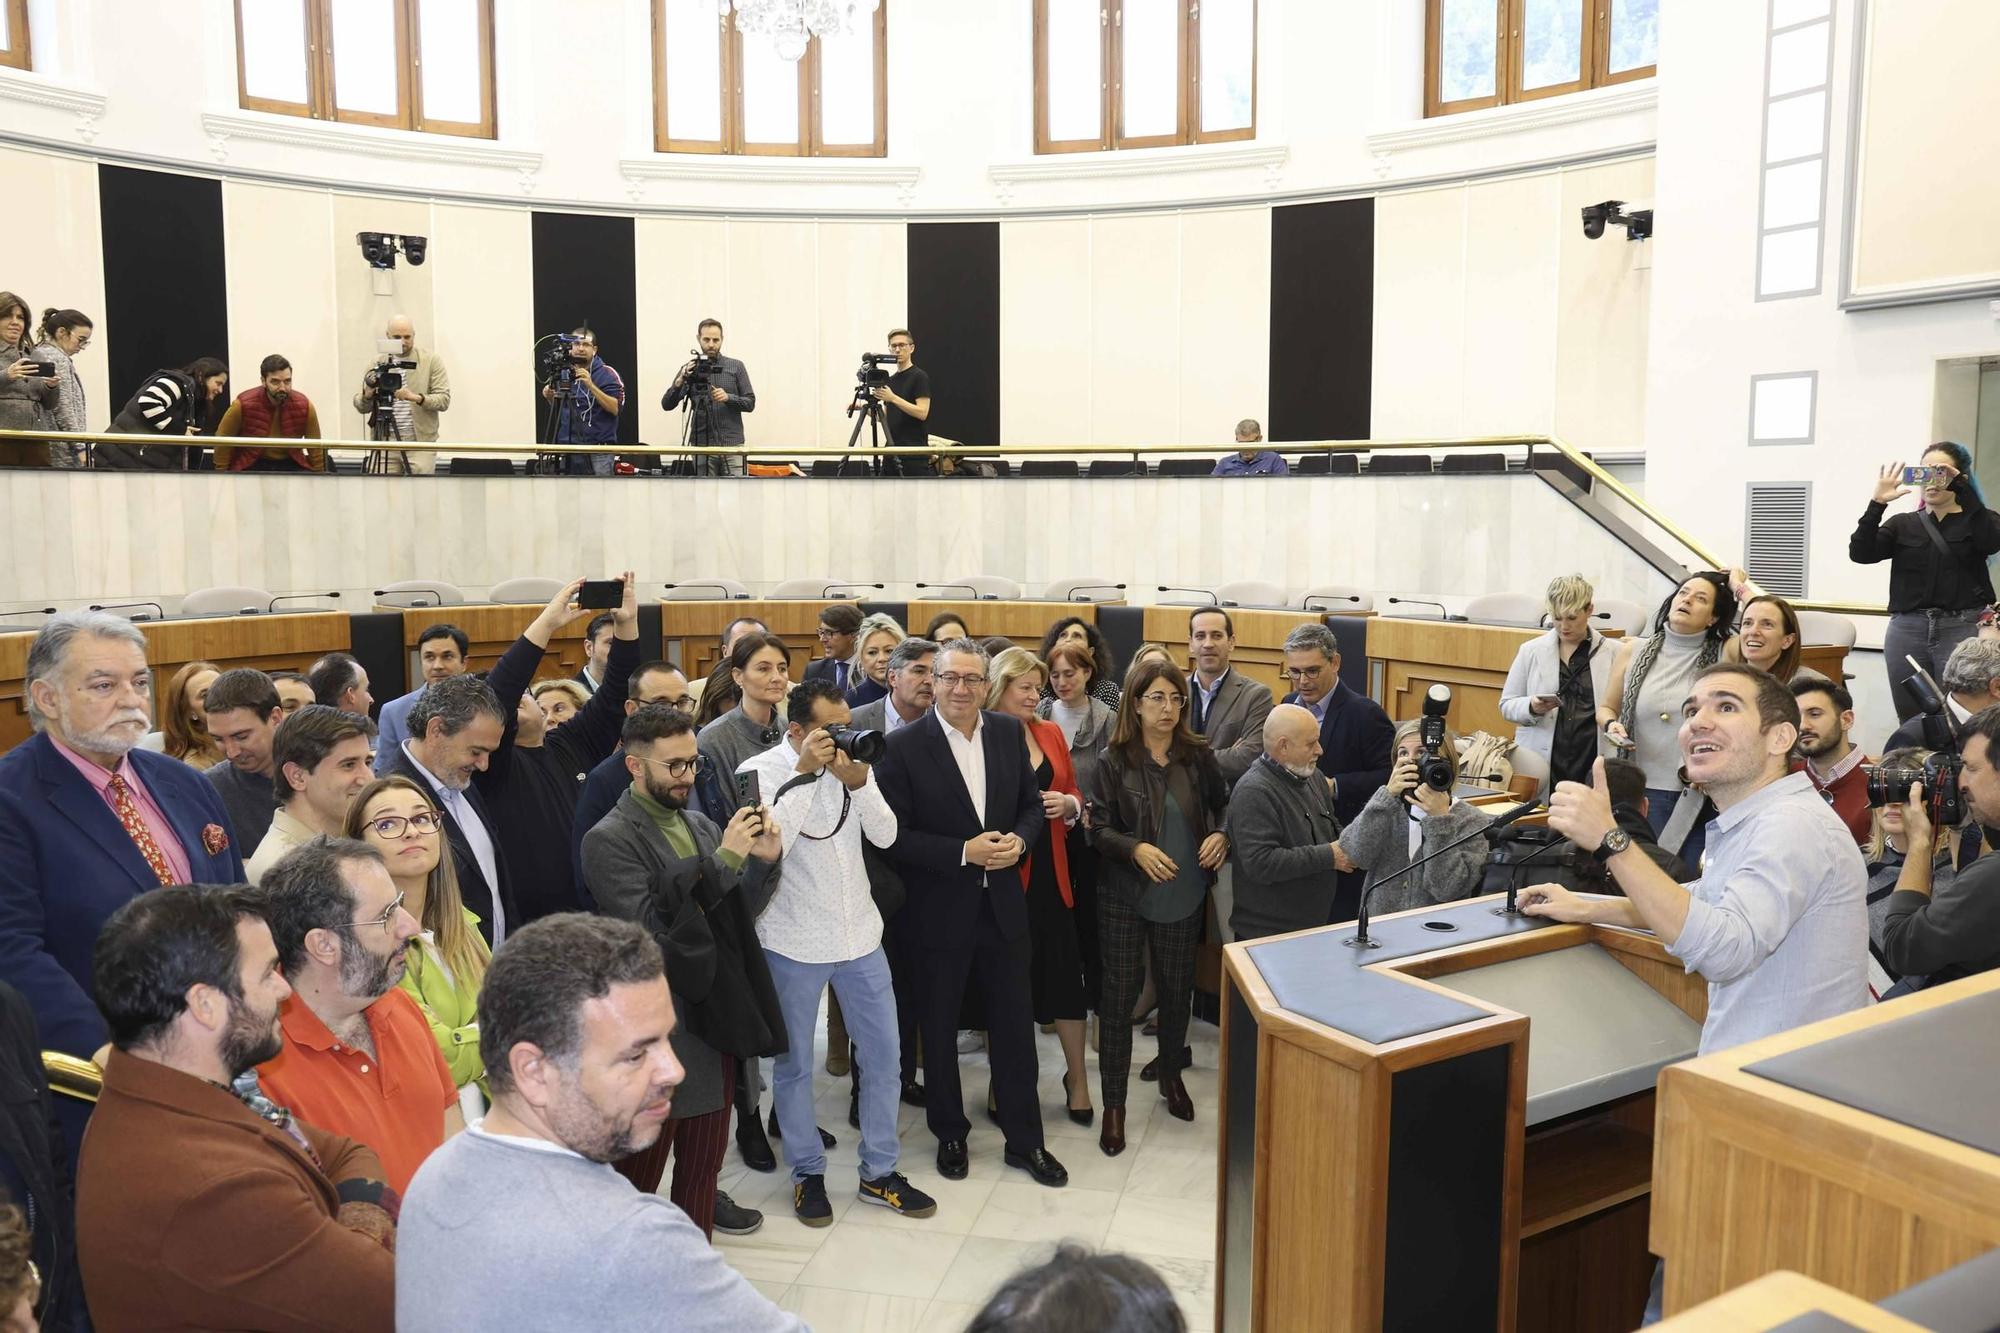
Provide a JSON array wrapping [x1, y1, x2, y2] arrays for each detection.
[[846, 612, 905, 707], [987, 648, 1093, 1125], [32, 307, 93, 468], [345, 775, 491, 1112], [1499, 574, 1616, 790], [142, 660, 225, 769], [1335, 719, 1493, 914], [0, 291, 58, 468], [1599, 570, 1738, 867], [1039, 616, 1121, 708], [1088, 658, 1228, 1154], [1861, 749, 1957, 997], [1852, 444, 2000, 721]]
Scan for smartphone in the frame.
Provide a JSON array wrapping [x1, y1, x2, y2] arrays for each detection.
[[21, 361, 55, 378], [1534, 693, 1561, 708], [577, 579, 622, 609], [1901, 465, 1934, 486], [733, 770, 764, 832]]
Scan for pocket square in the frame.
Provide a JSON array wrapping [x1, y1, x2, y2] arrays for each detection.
[[202, 823, 231, 855]]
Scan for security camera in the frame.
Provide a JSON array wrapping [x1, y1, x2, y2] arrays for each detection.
[[401, 235, 427, 266], [1581, 200, 1654, 242], [357, 232, 397, 269]]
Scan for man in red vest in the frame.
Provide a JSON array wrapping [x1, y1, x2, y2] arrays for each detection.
[[214, 354, 326, 472]]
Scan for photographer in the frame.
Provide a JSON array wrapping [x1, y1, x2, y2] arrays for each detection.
[[661, 318, 755, 477], [352, 315, 451, 476], [1851, 444, 2000, 721], [871, 328, 931, 477], [540, 327, 625, 476], [1333, 718, 1492, 916], [1881, 707, 2000, 987]]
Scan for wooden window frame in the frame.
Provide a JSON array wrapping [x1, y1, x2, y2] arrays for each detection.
[[1425, 0, 1653, 118], [652, 2, 887, 158], [1034, 0, 1256, 156], [0, 0, 32, 71], [234, 0, 496, 139]]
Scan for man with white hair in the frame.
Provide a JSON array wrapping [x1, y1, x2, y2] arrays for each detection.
[[1225, 703, 1344, 940], [352, 313, 451, 475]]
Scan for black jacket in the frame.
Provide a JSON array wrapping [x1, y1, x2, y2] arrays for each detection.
[[1283, 681, 1395, 825], [0, 981, 86, 1332]]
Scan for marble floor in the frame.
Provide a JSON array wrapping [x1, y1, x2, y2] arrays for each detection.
[[701, 1009, 1224, 1333]]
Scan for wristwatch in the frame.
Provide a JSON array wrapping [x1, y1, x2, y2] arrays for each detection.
[[1593, 827, 1633, 863]]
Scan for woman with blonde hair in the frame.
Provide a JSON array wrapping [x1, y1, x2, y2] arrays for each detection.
[[344, 775, 491, 1106], [846, 612, 906, 707], [146, 660, 225, 769], [529, 677, 589, 729], [1499, 574, 1616, 790], [1334, 717, 1493, 916]]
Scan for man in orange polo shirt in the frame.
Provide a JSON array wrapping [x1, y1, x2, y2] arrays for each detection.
[[256, 837, 461, 1195]]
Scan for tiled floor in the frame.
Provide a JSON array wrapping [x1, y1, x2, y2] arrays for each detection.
[[698, 1008, 1223, 1333]]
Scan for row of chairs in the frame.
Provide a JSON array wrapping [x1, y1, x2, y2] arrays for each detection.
[[423, 453, 1506, 479]]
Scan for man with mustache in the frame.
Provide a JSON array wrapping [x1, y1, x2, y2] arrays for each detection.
[[1791, 678, 1873, 845], [256, 837, 462, 1196]]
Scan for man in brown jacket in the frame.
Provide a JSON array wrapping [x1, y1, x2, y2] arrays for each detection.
[[76, 885, 396, 1332]]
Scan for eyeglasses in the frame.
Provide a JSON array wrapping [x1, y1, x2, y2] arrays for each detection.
[[936, 672, 986, 689], [367, 812, 440, 839], [1283, 664, 1328, 681], [642, 755, 699, 778], [1140, 692, 1187, 708], [815, 627, 847, 640], [331, 891, 407, 934], [655, 695, 696, 713]]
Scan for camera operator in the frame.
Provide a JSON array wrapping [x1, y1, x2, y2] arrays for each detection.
[[1333, 717, 1492, 916], [1880, 707, 2000, 987], [870, 328, 931, 477], [353, 315, 451, 476], [661, 318, 755, 477], [540, 327, 625, 476]]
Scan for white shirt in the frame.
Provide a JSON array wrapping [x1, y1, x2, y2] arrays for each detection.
[[938, 708, 987, 823], [741, 739, 898, 964], [882, 701, 920, 736], [402, 739, 507, 943]]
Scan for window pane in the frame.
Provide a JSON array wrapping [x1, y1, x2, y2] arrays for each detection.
[[1764, 90, 1826, 163], [1120, 0, 1178, 139], [329, 0, 401, 116], [1607, 0, 1658, 74], [819, 21, 875, 145], [1045, 0, 1101, 142], [740, 36, 800, 145], [0, 5, 11, 49], [240, 0, 311, 105], [1198, 0, 1254, 133], [663, 0, 723, 141], [1762, 158, 1823, 230], [1766, 21, 1829, 97], [1438, 0, 1497, 103], [1759, 227, 1820, 297], [1520, 0, 1583, 91], [418, 0, 482, 124]]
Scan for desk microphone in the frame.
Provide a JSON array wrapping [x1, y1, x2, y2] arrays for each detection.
[[1346, 797, 1542, 949], [1156, 585, 1218, 604], [914, 583, 997, 600], [89, 602, 165, 622], [376, 588, 442, 607], [1063, 582, 1126, 601], [663, 583, 749, 599], [821, 582, 885, 598], [0, 607, 57, 619], [1304, 594, 1363, 611], [1386, 596, 1462, 621], [269, 591, 340, 613]]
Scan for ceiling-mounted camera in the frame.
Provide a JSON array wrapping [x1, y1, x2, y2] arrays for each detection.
[[1580, 200, 1653, 242], [355, 232, 429, 269]]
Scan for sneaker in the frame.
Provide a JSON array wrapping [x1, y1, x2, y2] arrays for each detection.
[[792, 1174, 833, 1228], [712, 1191, 763, 1236], [858, 1171, 938, 1219], [955, 1030, 983, 1054]]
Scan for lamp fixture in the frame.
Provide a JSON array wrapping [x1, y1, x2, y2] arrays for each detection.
[[722, 0, 879, 61]]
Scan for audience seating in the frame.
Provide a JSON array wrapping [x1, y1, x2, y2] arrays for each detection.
[[1440, 452, 1508, 474], [1157, 458, 1216, 476], [1594, 596, 1651, 636], [769, 578, 865, 599], [488, 577, 566, 604], [1295, 453, 1360, 475], [1043, 576, 1124, 602], [1368, 454, 1432, 474], [1796, 609, 1858, 648], [1463, 592, 1546, 626], [374, 580, 467, 609], [1020, 460, 1079, 478], [663, 577, 751, 600], [1215, 580, 1293, 609], [180, 585, 278, 617], [1301, 585, 1374, 612], [1086, 460, 1147, 478]]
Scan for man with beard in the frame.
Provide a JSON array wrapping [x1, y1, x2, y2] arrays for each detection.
[[256, 838, 461, 1196], [1791, 678, 1873, 845], [1225, 704, 1343, 940], [582, 706, 784, 1239], [77, 885, 396, 1332], [396, 915, 803, 1331]]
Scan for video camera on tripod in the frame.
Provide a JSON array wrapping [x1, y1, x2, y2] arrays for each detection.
[[537, 332, 589, 392], [364, 338, 419, 417]]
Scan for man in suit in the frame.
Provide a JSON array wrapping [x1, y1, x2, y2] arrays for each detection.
[[803, 604, 863, 694], [374, 623, 470, 775], [381, 673, 514, 946], [1280, 621, 1394, 923], [1187, 609, 1273, 785], [875, 639, 1069, 1188], [0, 610, 246, 1069], [575, 611, 616, 695]]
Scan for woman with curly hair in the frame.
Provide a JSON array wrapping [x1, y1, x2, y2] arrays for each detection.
[[1038, 615, 1120, 708]]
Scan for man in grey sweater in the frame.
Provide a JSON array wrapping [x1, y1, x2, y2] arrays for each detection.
[[202, 668, 285, 850], [1226, 705, 1345, 939], [397, 914, 804, 1332]]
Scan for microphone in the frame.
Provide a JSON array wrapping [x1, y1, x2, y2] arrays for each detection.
[[914, 583, 997, 600], [1063, 582, 1126, 601], [1303, 593, 1363, 611], [663, 583, 749, 600], [0, 607, 57, 619], [1387, 596, 1463, 621], [822, 582, 885, 598], [89, 602, 165, 622], [376, 588, 441, 607], [1346, 797, 1544, 948], [269, 591, 340, 613], [1156, 585, 1218, 604]]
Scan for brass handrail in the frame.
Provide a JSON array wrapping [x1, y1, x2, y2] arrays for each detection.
[[43, 1050, 102, 1104]]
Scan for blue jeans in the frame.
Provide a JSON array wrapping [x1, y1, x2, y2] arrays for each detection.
[[561, 447, 613, 476], [1645, 787, 1713, 873], [1883, 609, 1982, 722], [765, 946, 901, 1183]]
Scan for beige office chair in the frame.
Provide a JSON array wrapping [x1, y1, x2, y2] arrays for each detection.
[[488, 577, 566, 604], [179, 585, 280, 616]]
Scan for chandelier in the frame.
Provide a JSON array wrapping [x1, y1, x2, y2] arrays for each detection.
[[723, 0, 882, 62]]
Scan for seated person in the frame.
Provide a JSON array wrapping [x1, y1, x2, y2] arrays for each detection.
[[1333, 718, 1492, 915], [76, 886, 394, 1332], [1597, 757, 1695, 884], [256, 838, 462, 1196], [1211, 418, 1287, 476], [1862, 748, 1954, 995], [1879, 709, 2000, 988], [1791, 678, 1872, 845], [396, 914, 804, 1332]]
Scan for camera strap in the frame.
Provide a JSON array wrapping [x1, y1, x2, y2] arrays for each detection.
[[1919, 511, 1954, 559], [771, 769, 851, 842]]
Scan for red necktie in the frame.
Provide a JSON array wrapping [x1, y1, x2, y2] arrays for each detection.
[[106, 774, 176, 886]]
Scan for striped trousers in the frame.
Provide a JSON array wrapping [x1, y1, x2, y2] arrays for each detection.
[[613, 1052, 736, 1240]]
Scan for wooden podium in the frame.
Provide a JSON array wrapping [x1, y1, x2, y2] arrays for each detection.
[[1218, 895, 1707, 1331]]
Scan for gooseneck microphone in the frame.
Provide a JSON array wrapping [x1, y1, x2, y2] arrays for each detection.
[[1345, 798, 1543, 948], [1156, 585, 1218, 604], [1064, 582, 1127, 601], [822, 582, 886, 598], [1303, 593, 1363, 611], [269, 591, 341, 613], [1386, 596, 1456, 620], [914, 583, 997, 600], [89, 602, 166, 622], [0, 607, 57, 619], [376, 588, 442, 607], [663, 583, 749, 600]]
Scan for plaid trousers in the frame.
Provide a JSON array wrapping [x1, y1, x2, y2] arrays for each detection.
[[1096, 889, 1202, 1110]]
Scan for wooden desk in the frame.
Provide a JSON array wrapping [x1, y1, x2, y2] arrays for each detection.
[[1366, 617, 1548, 734], [1798, 643, 1852, 683], [1652, 972, 2000, 1317], [910, 600, 1108, 654], [1138, 606, 1346, 697], [396, 605, 590, 693], [0, 612, 351, 755], [1654, 1271, 1928, 1331]]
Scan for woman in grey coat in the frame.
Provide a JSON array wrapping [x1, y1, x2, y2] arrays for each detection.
[[31, 307, 93, 468], [1337, 717, 1492, 917], [0, 291, 58, 467]]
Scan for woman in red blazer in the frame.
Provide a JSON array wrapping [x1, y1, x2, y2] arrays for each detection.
[[988, 647, 1094, 1125]]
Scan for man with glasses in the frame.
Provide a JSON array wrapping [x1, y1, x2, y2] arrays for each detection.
[[876, 639, 1069, 1188], [541, 325, 625, 477], [871, 328, 932, 477], [572, 664, 699, 893], [256, 838, 462, 1196], [805, 603, 864, 692], [1280, 622, 1393, 922]]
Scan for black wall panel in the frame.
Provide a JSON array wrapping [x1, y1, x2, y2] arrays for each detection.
[[98, 165, 229, 414], [1268, 198, 1374, 443], [907, 222, 1000, 447], [530, 212, 639, 446]]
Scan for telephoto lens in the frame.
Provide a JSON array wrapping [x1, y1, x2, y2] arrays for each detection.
[[827, 723, 886, 765]]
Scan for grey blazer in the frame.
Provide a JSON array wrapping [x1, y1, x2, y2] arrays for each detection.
[[580, 792, 778, 1119], [1498, 629, 1616, 764], [1196, 669, 1274, 785], [848, 697, 893, 732]]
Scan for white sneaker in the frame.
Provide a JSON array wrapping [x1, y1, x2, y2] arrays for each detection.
[[955, 1030, 984, 1054]]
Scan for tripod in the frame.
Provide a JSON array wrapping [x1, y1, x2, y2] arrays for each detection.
[[539, 370, 578, 476], [676, 368, 727, 477], [364, 380, 411, 475], [845, 384, 889, 477]]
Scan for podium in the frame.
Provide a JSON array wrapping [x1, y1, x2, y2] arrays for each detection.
[[1217, 895, 1707, 1331]]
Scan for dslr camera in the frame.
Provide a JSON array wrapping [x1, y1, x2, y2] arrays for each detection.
[[825, 723, 885, 765], [1411, 684, 1455, 793], [857, 351, 899, 389], [1865, 666, 1964, 824]]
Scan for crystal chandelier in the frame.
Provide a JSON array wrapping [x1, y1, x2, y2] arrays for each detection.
[[722, 0, 881, 62]]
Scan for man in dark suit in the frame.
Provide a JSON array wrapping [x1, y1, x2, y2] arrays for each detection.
[[803, 603, 863, 694], [1187, 608, 1274, 786], [875, 640, 1068, 1188], [574, 611, 616, 696], [1281, 621, 1394, 922], [380, 673, 515, 946]]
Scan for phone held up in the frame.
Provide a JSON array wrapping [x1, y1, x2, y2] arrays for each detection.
[[577, 579, 623, 609], [1901, 465, 1952, 487], [734, 771, 765, 833]]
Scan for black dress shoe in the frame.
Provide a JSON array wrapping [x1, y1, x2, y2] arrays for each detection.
[[1003, 1146, 1069, 1188], [737, 1118, 776, 1173], [1140, 1046, 1194, 1083], [848, 1089, 861, 1130], [937, 1139, 970, 1180], [766, 1108, 837, 1149], [900, 1079, 927, 1107]]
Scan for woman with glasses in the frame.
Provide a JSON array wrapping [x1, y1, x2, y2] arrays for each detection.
[[1038, 617, 1121, 708], [345, 775, 491, 1109], [846, 612, 906, 708], [31, 307, 93, 468], [1335, 719, 1493, 916], [1087, 658, 1229, 1154]]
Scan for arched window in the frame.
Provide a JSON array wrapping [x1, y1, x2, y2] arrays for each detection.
[[234, 0, 496, 138], [1427, 0, 1657, 118]]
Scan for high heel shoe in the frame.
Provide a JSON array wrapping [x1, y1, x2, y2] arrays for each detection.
[[1099, 1106, 1127, 1157], [1065, 1070, 1094, 1127]]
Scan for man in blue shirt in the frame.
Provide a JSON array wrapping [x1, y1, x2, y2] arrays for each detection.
[[542, 327, 626, 476], [1211, 418, 1288, 476]]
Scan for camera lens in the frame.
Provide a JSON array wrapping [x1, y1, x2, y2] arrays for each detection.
[[829, 724, 885, 765]]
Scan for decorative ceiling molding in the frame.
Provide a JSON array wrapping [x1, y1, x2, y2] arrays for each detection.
[[1365, 81, 1657, 177], [987, 142, 1288, 203], [0, 72, 108, 143], [200, 111, 543, 192], [620, 155, 922, 206]]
